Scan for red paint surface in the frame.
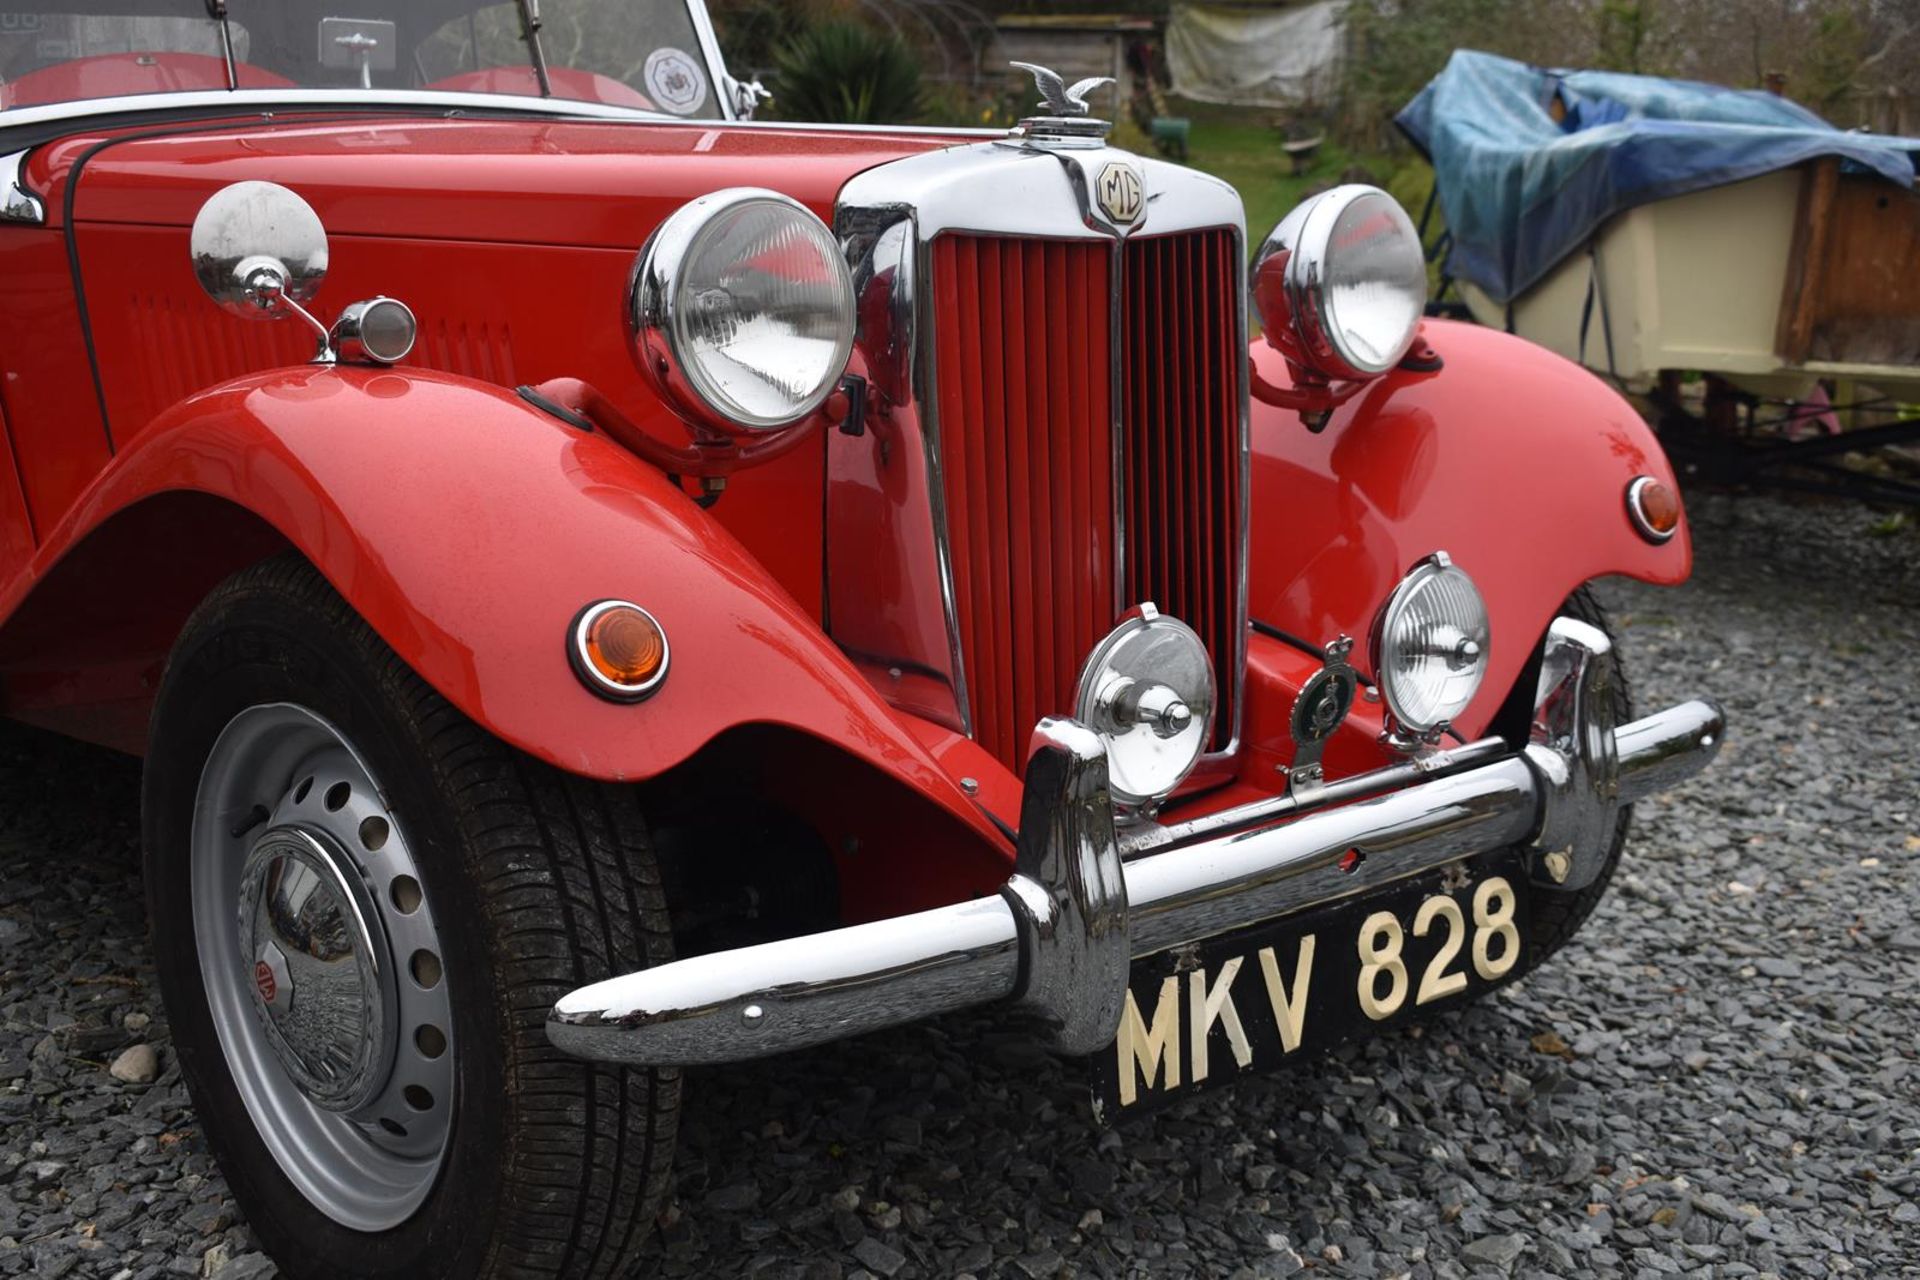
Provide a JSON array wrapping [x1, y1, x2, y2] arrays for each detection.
[[0, 108, 1692, 898], [11, 114, 961, 611], [28, 116, 953, 243], [0, 358, 35, 567], [0, 229, 113, 532], [1249, 318, 1690, 740], [4, 365, 1006, 857]]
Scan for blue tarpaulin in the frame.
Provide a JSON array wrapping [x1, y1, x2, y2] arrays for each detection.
[[1396, 50, 1920, 305]]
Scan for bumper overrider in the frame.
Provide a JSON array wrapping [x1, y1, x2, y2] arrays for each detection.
[[547, 619, 1723, 1065]]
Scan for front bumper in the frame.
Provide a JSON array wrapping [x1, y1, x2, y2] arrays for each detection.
[[548, 619, 1723, 1065]]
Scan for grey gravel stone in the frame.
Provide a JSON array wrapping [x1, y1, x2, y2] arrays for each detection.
[[704, 1181, 759, 1213], [848, 1237, 905, 1277], [207, 1255, 274, 1280], [1460, 1231, 1529, 1270], [110, 1044, 159, 1085]]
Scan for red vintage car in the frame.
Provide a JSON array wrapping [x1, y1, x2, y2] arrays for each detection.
[[0, 4, 1723, 1277]]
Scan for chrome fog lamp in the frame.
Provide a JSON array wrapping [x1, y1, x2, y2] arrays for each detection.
[[1371, 552, 1490, 738], [630, 188, 856, 435], [1075, 605, 1215, 807], [1252, 184, 1427, 381]]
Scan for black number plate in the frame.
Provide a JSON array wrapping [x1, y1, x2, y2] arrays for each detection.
[[1091, 852, 1530, 1122]]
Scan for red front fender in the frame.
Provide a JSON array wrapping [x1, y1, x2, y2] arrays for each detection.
[[9, 365, 1003, 852], [1250, 319, 1690, 739]]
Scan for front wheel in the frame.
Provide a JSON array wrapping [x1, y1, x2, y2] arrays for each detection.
[[144, 556, 679, 1280]]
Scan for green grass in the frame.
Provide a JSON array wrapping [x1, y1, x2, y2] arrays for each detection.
[[1191, 116, 1358, 242], [1120, 96, 1438, 259]]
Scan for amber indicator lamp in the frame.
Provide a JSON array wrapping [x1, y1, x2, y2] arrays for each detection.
[[1625, 476, 1681, 544], [569, 600, 670, 701]]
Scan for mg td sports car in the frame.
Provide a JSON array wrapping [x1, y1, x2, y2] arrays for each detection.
[[0, 4, 1723, 1276]]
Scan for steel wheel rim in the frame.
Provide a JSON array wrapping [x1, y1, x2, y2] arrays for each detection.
[[191, 703, 455, 1231]]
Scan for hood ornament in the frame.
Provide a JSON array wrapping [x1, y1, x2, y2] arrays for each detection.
[[1012, 62, 1113, 118], [1011, 61, 1114, 144]]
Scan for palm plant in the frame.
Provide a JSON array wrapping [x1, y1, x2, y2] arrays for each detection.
[[772, 22, 923, 124]]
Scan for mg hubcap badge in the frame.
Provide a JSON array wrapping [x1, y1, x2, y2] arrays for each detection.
[[254, 940, 291, 1012]]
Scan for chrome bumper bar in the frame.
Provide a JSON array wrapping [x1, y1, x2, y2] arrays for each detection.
[[548, 620, 1724, 1065]]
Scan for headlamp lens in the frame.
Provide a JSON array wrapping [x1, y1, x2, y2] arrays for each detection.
[[1320, 189, 1428, 376], [672, 200, 853, 427], [1374, 557, 1489, 733]]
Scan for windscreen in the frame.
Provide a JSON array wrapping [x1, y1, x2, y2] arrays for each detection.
[[0, 1, 721, 116]]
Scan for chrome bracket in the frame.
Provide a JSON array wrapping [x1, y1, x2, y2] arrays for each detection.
[[1522, 617, 1622, 890], [1284, 634, 1357, 801], [1002, 718, 1129, 1055], [2, 151, 46, 225], [726, 74, 771, 119]]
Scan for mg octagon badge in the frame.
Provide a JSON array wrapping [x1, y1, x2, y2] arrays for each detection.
[[1096, 161, 1144, 225]]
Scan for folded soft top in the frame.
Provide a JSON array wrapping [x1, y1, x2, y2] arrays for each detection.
[[1397, 49, 1918, 304]]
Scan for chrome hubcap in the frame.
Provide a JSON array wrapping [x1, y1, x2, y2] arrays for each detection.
[[239, 826, 394, 1111], [192, 704, 455, 1231]]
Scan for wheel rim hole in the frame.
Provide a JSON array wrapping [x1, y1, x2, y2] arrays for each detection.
[[360, 815, 391, 852], [414, 1024, 447, 1059], [324, 782, 352, 812], [292, 776, 314, 804], [403, 1085, 434, 1112], [390, 874, 422, 914], [410, 950, 442, 989], [378, 1117, 408, 1138]]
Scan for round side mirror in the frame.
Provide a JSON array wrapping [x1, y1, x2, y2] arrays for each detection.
[[190, 181, 329, 320]]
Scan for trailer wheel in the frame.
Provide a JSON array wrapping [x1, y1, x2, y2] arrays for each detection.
[[143, 554, 678, 1280]]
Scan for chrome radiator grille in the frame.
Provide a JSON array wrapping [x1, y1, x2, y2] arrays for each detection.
[[930, 229, 1243, 771], [1120, 228, 1243, 755]]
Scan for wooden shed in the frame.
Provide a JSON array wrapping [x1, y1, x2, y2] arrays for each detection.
[[987, 15, 1158, 108]]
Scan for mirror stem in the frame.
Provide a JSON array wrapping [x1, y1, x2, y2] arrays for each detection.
[[260, 281, 335, 363]]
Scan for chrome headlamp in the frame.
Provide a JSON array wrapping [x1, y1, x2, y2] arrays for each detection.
[[1075, 605, 1215, 807], [629, 188, 856, 435], [1371, 552, 1490, 738], [1252, 184, 1427, 381]]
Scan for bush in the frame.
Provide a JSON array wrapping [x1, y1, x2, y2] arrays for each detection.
[[706, 0, 815, 78], [771, 21, 922, 124]]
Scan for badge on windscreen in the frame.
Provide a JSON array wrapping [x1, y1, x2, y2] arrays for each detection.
[[645, 47, 707, 115]]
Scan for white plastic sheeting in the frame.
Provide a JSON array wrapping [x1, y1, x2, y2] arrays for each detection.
[[1166, 2, 1347, 109]]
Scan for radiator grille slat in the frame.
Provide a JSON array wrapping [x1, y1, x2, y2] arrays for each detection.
[[1122, 229, 1241, 752], [930, 229, 1236, 772]]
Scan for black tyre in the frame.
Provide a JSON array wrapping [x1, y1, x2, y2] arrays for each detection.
[[143, 554, 678, 1280], [1521, 586, 1634, 968]]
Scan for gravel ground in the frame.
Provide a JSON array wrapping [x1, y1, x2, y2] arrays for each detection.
[[3, 488, 1918, 1280]]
